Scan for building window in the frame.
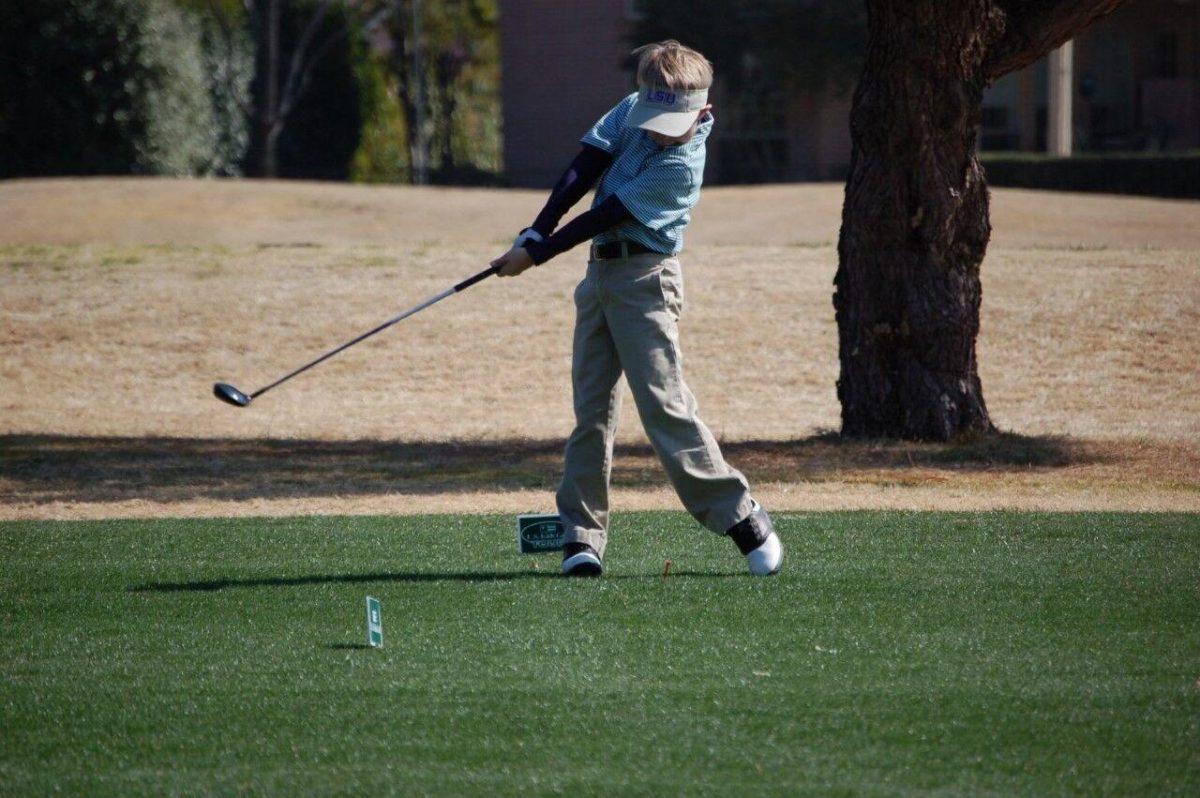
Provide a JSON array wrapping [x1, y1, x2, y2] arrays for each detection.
[[1156, 33, 1179, 79], [979, 106, 1017, 150], [981, 106, 1009, 130]]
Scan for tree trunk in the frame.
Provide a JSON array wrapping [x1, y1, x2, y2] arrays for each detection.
[[438, 90, 458, 172], [262, 0, 281, 178], [833, 0, 1125, 440], [388, 0, 430, 185], [264, 121, 282, 179], [834, 0, 1001, 440]]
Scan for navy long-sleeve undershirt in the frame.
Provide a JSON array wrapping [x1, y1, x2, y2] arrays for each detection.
[[525, 194, 631, 265], [522, 145, 633, 265], [529, 145, 613, 237]]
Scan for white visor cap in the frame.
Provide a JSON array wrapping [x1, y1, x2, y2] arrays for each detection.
[[626, 85, 709, 137]]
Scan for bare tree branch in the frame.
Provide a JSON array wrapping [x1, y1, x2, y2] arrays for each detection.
[[280, 28, 342, 119], [984, 0, 1127, 80], [278, 3, 393, 121], [216, 0, 393, 175], [277, 0, 336, 119]]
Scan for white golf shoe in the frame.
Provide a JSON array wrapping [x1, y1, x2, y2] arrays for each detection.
[[561, 542, 603, 577], [726, 501, 783, 576], [746, 531, 783, 576]]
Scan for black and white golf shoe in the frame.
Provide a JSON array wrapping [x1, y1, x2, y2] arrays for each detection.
[[726, 502, 783, 576], [561, 542, 604, 577]]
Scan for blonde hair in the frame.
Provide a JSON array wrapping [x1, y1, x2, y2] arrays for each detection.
[[631, 40, 713, 91]]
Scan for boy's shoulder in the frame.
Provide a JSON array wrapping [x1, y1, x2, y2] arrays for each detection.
[[608, 92, 640, 124], [581, 93, 640, 153]]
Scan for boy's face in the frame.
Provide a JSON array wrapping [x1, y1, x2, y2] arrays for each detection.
[[647, 105, 714, 148]]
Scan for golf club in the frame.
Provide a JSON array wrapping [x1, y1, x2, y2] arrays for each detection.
[[213, 263, 500, 408]]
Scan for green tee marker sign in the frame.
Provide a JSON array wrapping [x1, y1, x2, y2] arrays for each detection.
[[365, 596, 383, 648], [517, 513, 565, 554]]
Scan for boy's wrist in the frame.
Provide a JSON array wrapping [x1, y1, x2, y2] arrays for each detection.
[[512, 227, 545, 249], [524, 238, 551, 266]]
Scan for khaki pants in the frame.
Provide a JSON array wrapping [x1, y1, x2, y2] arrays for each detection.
[[556, 252, 753, 558]]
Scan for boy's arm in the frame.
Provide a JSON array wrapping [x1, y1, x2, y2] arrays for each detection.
[[492, 195, 631, 277], [513, 144, 614, 246], [524, 194, 631, 265]]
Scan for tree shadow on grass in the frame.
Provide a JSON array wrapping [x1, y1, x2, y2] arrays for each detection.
[[2, 431, 1110, 506], [130, 569, 735, 592]]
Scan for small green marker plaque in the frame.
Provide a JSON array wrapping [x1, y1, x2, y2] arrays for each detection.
[[366, 596, 383, 648], [517, 513, 565, 554]]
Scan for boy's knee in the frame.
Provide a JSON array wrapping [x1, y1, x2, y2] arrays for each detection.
[[630, 384, 696, 426]]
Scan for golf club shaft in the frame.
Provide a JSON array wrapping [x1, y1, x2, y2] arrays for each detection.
[[249, 264, 500, 399]]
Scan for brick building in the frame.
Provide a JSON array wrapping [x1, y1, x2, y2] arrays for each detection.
[[498, 1, 637, 187], [499, 0, 1200, 187], [981, 0, 1200, 154]]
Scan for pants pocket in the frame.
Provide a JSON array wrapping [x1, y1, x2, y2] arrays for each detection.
[[657, 258, 684, 321], [574, 271, 593, 309]]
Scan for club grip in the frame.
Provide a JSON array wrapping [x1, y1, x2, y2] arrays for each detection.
[[454, 264, 501, 293]]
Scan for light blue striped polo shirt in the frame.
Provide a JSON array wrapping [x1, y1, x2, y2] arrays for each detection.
[[581, 92, 711, 255]]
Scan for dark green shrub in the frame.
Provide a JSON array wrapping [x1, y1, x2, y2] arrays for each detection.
[[0, 0, 250, 177], [196, 13, 254, 176], [351, 50, 409, 184], [981, 152, 1200, 199]]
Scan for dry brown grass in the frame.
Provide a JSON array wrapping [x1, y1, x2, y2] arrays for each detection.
[[4, 178, 1200, 250], [1, 178, 1197, 519]]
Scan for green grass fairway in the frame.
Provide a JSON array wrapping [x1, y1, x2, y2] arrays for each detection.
[[2, 512, 1198, 795]]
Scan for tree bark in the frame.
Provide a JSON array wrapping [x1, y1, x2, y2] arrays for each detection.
[[833, 0, 1125, 440], [264, 121, 283, 179]]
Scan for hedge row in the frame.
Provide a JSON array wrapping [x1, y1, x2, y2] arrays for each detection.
[[980, 152, 1200, 200]]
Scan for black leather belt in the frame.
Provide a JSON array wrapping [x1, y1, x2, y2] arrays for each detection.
[[591, 240, 662, 260]]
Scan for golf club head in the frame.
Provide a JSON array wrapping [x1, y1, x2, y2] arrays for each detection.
[[213, 382, 251, 407]]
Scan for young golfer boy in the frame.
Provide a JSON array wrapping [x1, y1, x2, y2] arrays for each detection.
[[490, 40, 782, 577]]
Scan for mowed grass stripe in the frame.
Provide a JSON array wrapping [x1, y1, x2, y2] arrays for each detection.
[[1, 512, 1197, 795]]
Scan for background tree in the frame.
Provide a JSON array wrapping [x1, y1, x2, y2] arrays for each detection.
[[366, 0, 499, 184], [196, 10, 255, 175], [250, 0, 364, 178], [207, 0, 502, 184], [350, 33, 411, 183], [423, 0, 499, 182], [0, 0, 248, 178], [175, 0, 254, 175], [834, 0, 1125, 440], [203, 0, 391, 178]]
